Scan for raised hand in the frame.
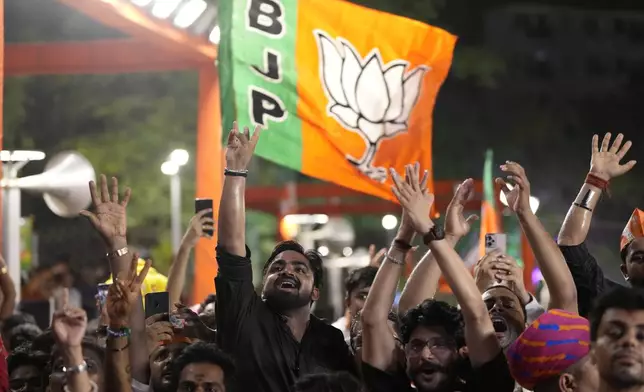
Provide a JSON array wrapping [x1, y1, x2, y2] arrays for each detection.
[[106, 252, 151, 328], [474, 251, 530, 305], [496, 161, 532, 216], [389, 163, 434, 235], [368, 244, 387, 267], [225, 122, 263, 171], [52, 288, 87, 347], [80, 175, 131, 247], [445, 178, 479, 240], [183, 209, 215, 247], [590, 132, 636, 181]]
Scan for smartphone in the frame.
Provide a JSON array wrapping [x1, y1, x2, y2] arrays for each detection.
[[485, 233, 507, 255], [145, 292, 170, 319], [195, 198, 214, 236], [96, 283, 110, 313]]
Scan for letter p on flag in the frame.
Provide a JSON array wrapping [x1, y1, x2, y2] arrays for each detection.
[[218, 0, 457, 201]]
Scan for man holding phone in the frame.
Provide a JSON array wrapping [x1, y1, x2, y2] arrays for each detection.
[[215, 123, 356, 392]]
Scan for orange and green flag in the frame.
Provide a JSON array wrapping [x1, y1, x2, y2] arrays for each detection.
[[479, 149, 500, 256], [218, 0, 457, 199]]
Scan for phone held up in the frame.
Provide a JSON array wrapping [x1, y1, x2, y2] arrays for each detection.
[[484, 233, 509, 285], [195, 198, 214, 236], [145, 291, 185, 329]]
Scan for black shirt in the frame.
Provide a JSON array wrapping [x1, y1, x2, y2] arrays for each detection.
[[361, 351, 515, 392], [559, 242, 622, 318], [215, 246, 357, 392]]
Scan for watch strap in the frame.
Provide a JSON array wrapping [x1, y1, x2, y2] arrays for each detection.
[[106, 246, 128, 258]]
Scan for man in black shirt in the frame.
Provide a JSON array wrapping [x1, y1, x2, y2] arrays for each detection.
[[215, 123, 356, 392], [557, 133, 638, 317]]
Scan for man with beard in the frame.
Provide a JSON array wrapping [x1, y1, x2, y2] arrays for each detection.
[[215, 123, 355, 392], [508, 310, 598, 392], [590, 286, 644, 392], [557, 133, 638, 317], [481, 284, 526, 350]]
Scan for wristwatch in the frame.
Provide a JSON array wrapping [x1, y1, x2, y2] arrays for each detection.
[[422, 225, 445, 245]]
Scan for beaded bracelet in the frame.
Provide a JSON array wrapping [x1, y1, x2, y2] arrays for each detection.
[[107, 327, 131, 338]]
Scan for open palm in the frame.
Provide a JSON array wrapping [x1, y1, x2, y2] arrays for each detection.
[[80, 175, 130, 245], [445, 179, 478, 238], [590, 133, 636, 180]]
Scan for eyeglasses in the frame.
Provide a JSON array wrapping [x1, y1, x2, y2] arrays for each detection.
[[406, 337, 455, 355]]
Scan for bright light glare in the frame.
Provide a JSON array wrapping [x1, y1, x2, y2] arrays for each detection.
[[161, 161, 179, 176], [170, 149, 190, 166], [342, 247, 353, 257], [131, 0, 153, 6], [499, 184, 540, 213], [209, 25, 221, 44], [318, 246, 330, 257], [283, 214, 329, 225], [151, 0, 182, 19], [381, 214, 398, 230], [0, 150, 46, 162], [174, 0, 207, 28]]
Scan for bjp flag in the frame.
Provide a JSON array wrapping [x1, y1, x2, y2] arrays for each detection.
[[218, 0, 457, 199]]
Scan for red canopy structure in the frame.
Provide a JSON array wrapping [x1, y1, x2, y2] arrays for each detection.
[[0, 0, 534, 303], [1, 0, 222, 303]]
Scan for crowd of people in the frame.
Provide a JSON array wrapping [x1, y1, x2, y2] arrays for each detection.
[[0, 126, 642, 392]]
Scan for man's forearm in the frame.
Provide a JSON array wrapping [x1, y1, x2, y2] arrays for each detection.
[[106, 336, 133, 392], [167, 242, 193, 307], [0, 274, 16, 319], [218, 177, 246, 256], [62, 345, 93, 392], [558, 183, 602, 246]]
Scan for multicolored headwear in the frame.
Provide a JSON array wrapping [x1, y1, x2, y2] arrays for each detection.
[[507, 309, 590, 390], [621, 208, 644, 251]]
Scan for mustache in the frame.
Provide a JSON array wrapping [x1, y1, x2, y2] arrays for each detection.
[[275, 274, 301, 288]]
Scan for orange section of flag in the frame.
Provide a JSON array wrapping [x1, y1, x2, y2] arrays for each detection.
[[295, 0, 456, 200]]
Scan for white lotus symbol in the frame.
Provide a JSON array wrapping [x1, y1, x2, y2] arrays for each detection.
[[314, 30, 430, 182]]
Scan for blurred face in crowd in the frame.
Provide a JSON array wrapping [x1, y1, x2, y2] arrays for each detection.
[[10, 364, 44, 392], [405, 325, 459, 392], [592, 308, 644, 389], [52, 344, 104, 389], [622, 239, 644, 286], [482, 286, 526, 349], [150, 342, 190, 392], [346, 285, 370, 322], [177, 362, 226, 392], [262, 251, 319, 312]]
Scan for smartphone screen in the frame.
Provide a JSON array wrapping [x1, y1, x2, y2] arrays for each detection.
[[195, 198, 214, 236], [145, 292, 170, 319], [96, 283, 110, 312], [485, 233, 507, 255]]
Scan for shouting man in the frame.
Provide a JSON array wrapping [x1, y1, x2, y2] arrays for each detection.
[[215, 123, 356, 392]]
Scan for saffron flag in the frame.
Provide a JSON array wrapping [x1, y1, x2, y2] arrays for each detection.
[[218, 0, 457, 199], [479, 149, 500, 256]]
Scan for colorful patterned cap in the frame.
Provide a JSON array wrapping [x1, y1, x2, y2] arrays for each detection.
[[621, 208, 644, 251], [507, 309, 590, 390]]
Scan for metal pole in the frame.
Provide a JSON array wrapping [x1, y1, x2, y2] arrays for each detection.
[[170, 173, 182, 255], [2, 162, 26, 303]]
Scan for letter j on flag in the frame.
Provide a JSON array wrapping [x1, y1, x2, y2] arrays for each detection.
[[218, 0, 457, 200]]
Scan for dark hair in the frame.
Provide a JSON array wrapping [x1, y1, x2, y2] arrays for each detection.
[[7, 344, 48, 375], [590, 286, 644, 341], [294, 372, 363, 392], [263, 240, 324, 289], [1, 313, 37, 336], [200, 294, 217, 312], [400, 299, 464, 347], [8, 324, 42, 351], [30, 329, 56, 355], [345, 267, 378, 297], [171, 342, 235, 388]]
